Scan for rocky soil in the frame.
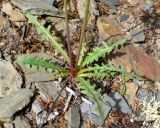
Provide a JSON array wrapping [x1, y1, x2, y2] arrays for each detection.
[[0, 0, 160, 128]]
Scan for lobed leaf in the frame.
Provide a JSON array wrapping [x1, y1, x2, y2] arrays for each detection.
[[78, 63, 125, 80], [81, 39, 126, 67], [77, 77, 105, 121], [25, 13, 69, 63], [18, 55, 66, 72]]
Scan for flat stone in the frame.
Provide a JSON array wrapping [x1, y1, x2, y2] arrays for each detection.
[[34, 81, 66, 99], [125, 82, 139, 105], [45, 0, 54, 5], [32, 93, 58, 127], [120, 14, 129, 22], [77, 0, 99, 22], [11, 0, 64, 17], [156, 91, 160, 102], [142, 0, 154, 13], [54, 19, 80, 38], [0, 60, 22, 97], [0, 89, 34, 122], [4, 117, 31, 128], [137, 88, 153, 102], [1, 3, 13, 16], [46, 16, 62, 24], [128, 46, 160, 81], [130, 28, 145, 43], [107, 22, 157, 83], [9, 9, 26, 22], [111, 44, 160, 81], [103, 92, 132, 115], [100, 0, 120, 6], [67, 107, 80, 128], [34, 109, 58, 127], [97, 16, 124, 43], [111, 50, 132, 73], [80, 101, 111, 125]]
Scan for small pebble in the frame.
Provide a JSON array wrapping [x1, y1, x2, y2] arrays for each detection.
[[123, 3, 129, 9], [142, 0, 154, 13], [120, 14, 129, 22]]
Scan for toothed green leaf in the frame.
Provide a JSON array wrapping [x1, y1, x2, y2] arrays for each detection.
[[77, 77, 105, 121], [18, 55, 65, 72], [25, 13, 69, 63], [81, 39, 126, 67], [78, 63, 125, 80]]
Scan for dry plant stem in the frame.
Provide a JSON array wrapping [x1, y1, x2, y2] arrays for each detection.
[[47, 78, 68, 117], [75, 0, 90, 67], [64, 0, 75, 77]]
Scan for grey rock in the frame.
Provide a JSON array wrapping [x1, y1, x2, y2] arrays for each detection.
[[0, 60, 22, 97], [25, 70, 54, 85], [35, 110, 57, 127], [120, 14, 129, 22], [55, 19, 80, 38], [99, 1, 118, 14], [126, 15, 135, 24], [108, 8, 118, 14], [77, 0, 99, 20], [45, 0, 54, 5], [67, 107, 80, 128], [10, 0, 64, 17], [130, 28, 145, 43], [100, 0, 120, 7], [32, 94, 58, 127], [142, 0, 154, 13], [0, 89, 34, 122], [80, 101, 111, 125], [35, 81, 66, 99], [103, 92, 132, 115], [137, 89, 153, 102], [13, 117, 31, 128], [4, 117, 31, 128], [133, 79, 145, 86], [156, 91, 160, 102], [123, 3, 129, 9], [36, 110, 48, 128]]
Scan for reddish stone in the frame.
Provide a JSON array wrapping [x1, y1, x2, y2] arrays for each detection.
[[97, 16, 160, 81], [97, 16, 124, 43], [112, 44, 160, 81]]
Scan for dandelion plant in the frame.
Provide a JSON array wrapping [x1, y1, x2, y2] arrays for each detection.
[[18, 0, 126, 122]]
